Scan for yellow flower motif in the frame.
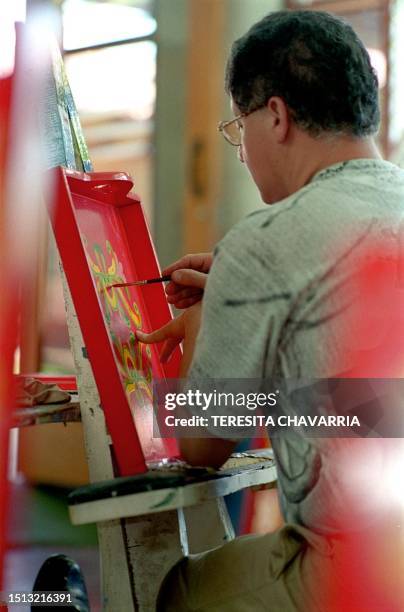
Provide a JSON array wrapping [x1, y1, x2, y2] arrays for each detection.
[[83, 238, 154, 402]]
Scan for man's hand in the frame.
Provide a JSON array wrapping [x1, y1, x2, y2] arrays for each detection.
[[163, 252, 213, 309], [136, 302, 236, 468], [136, 302, 202, 375]]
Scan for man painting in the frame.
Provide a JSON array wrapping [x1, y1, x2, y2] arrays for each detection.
[[138, 10, 404, 611]]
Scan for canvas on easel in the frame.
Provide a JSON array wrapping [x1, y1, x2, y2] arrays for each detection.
[[49, 167, 181, 476], [41, 38, 92, 173]]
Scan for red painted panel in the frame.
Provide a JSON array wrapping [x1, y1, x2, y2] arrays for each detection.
[[48, 168, 180, 476], [0, 74, 14, 589], [21, 375, 78, 392]]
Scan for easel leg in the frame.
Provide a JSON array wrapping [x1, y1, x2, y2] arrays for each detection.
[[182, 498, 235, 554], [98, 520, 135, 611], [124, 511, 184, 612]]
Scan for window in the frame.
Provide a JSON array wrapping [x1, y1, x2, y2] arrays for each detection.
[[42, 0, 157, 372], [63, 0, 156, 222]]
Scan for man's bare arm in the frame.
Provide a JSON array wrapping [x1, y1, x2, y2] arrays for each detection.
[[179, 436, 237, 469], [136, 301, 236, 468]]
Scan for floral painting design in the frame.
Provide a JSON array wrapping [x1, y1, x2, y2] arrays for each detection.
[[84, 239, 153, 405]]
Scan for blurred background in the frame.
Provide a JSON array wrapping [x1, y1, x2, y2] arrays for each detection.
[[3, 0, 404, 607]]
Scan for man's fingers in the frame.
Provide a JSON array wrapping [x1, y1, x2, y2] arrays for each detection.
[[172, 296, 202, 309], [164, 281, 183, 295], [136, 317, 182, 344], [170, 269, 207, 289], [160, 337, 182, 363], [136, 328, 168, 344], [162, 252, 213, 277], [162, 255, 195, 276], [166, 281, 203, 297], [166, 286, 202, 301]]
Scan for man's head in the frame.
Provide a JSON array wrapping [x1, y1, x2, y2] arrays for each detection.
[[224, 10, 380, 203], [225, 10, 379, 138]]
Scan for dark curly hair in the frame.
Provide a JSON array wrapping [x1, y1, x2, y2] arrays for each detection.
[[225, 10, 380, 137]]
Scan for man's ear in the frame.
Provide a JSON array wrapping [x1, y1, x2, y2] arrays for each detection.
[[266, 96, 290, 143]]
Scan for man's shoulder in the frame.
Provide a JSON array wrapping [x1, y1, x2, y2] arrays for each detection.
[[308, 158, 404, 205], [223, 159, 404, 245], [221, 189, 308, 241], [215, 158, 404, 280], [218, 179, 325, 255]]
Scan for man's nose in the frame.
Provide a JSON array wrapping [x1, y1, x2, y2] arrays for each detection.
[[237, 144, 244, 163]]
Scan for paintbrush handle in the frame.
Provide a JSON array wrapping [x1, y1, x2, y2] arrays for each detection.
[[108, 275, 171, 289], [144, 274, 172, 285]]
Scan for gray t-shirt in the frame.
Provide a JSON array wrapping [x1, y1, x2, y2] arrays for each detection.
[[188, 159, 404, 535]]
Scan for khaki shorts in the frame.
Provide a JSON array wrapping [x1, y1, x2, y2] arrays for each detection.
[[156, 522, 404, 612], [156, 524, 331, 612]]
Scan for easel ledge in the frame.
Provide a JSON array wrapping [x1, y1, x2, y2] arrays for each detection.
[[68, 449, 276, 525]]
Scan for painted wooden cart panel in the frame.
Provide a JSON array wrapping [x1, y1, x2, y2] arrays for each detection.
[[50, 167, 180, 476]]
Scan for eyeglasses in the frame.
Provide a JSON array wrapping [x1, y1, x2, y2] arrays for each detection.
[[218, 107, 263, 146], [218, 113, 247, 146]]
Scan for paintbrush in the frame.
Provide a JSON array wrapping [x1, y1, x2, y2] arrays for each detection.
[[105, 274, 171, 290]]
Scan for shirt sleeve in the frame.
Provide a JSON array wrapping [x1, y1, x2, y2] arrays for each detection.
[[184, 217, 293, 439], [188, 218, 293, 380]]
